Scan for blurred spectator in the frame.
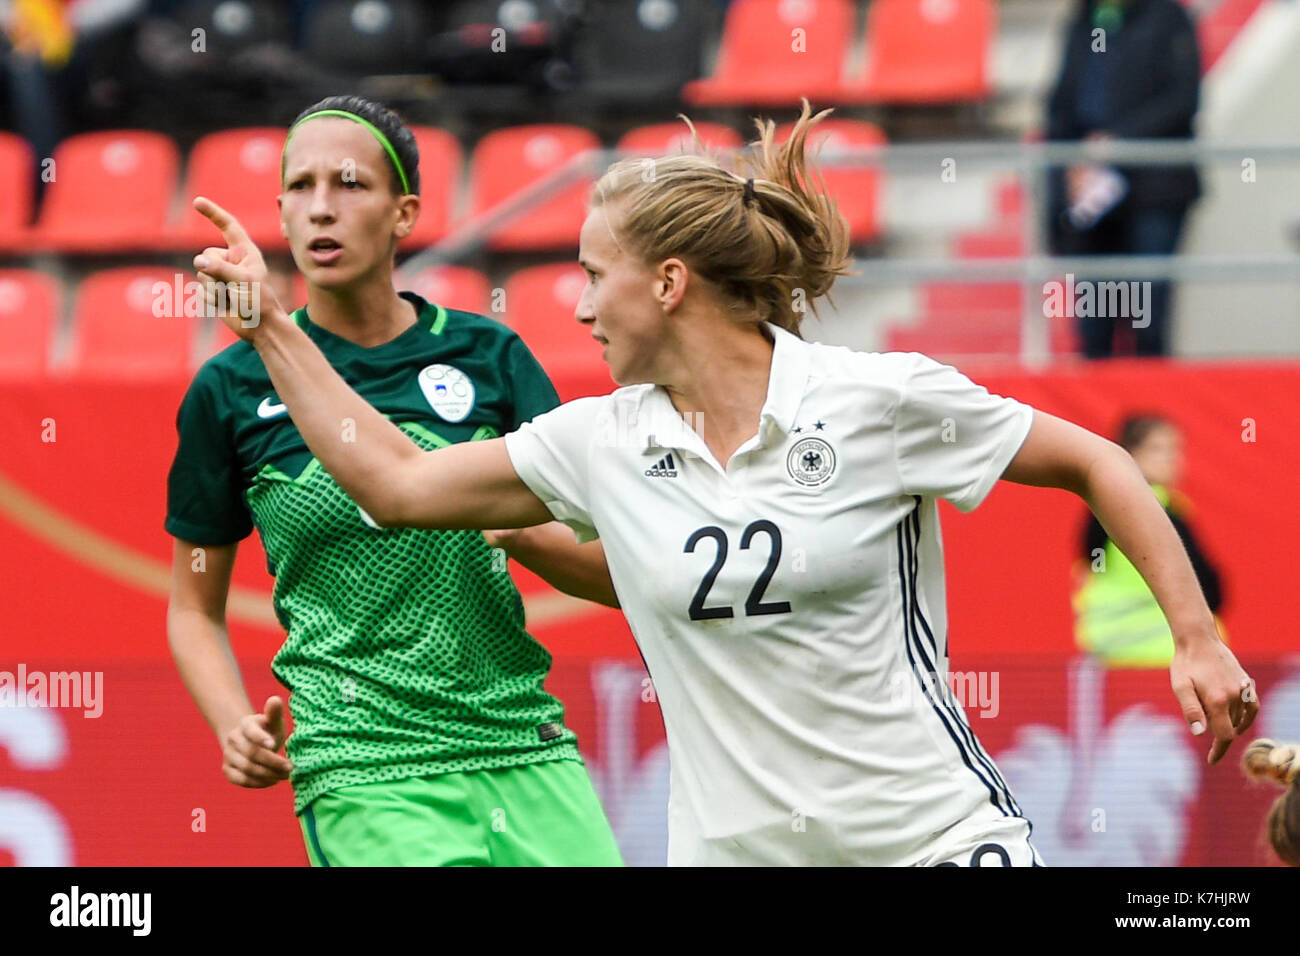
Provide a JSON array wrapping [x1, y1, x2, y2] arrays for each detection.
[[428, 0, 579, 92], [128, 1, 339, 130], [2, 0, 70, 171], [1072, 414, 1226, 668], [2, 1, 145, 191], [1046, 0, 1202, 358]]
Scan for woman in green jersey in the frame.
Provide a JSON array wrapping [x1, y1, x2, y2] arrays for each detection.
[[165, 95, 622, 866]]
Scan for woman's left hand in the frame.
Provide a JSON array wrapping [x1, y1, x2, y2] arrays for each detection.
[[1170, 632, 1258, 765]]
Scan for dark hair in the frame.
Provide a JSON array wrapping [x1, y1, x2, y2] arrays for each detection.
[[1117, 414, 1175, 454], [286, 95, 420, 196]]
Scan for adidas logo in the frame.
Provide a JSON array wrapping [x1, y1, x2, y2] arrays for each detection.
[[644, 453, 678, 478]]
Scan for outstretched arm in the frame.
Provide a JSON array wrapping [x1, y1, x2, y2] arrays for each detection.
[[192, 196, 552, 532], [1001, 409, 1257, 765], [251, 307, 548, 529]]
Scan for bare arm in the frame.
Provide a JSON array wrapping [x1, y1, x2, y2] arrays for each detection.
[[1001, 410, 1257, 763], [1002, 410, 1212, 637], [167, 539, 255, 738], [484, 526, 620, 609], [191, 197, 551, 532], [255, 313, 550, 530], [166, 538, 292, 787]]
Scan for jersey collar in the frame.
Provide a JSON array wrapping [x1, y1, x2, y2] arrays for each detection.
[[636, 321, 811, 454], [289, 291, 448, 345], [757, 322, 811, 438]]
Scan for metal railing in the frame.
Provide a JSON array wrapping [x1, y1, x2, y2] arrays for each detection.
[[399, 138, 1300, 364]]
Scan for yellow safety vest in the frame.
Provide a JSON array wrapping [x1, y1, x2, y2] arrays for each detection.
[[12, 0, 74, 67], [1072, 484, 1228, 668]]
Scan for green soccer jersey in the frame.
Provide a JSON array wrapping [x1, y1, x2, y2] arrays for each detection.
[[166, 291, 582, 813]]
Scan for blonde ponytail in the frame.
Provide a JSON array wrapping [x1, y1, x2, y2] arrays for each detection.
[[1243, 738, 1300, 865], [593, 99, 853, 336]]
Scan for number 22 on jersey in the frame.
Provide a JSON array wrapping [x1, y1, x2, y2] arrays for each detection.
[[683, 519, 793, 621]]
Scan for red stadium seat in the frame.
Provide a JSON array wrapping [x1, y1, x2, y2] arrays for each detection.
[[617, 122, 743, 157], [65, 267, 200, 377], [0, 133, 35, 252], [466, 125, 600, 250], [886, 278, 1022, 360], [405, 265, 493, 315], [885, 313, 1020, 359], [1040, 274, 1087, 357], [924, 282, 1022, 321], [845, 0, 994, 104], [399, 126, 464, 250], [776, 119, 886, 243], [1048, 307, 1082, 357], [950, 226, 1024, 339], [170, 128, 289, 251], [683, 0, 854, 106], [0, 270, 59, 377], [502, 264, 608, 388], [951, 231, 1081, 356], [994, 177, 1025, 222], [29, 131, 179, 253], [935, 233, 1081, 357], [952, 229, 1024, 260]]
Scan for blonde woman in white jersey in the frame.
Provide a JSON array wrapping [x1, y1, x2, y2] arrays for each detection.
[[192, 101, 1257, 866]]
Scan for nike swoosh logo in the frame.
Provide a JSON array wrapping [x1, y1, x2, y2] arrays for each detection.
[[257, 397, 288, 419]]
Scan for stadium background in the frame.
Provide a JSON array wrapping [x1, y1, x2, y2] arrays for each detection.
[[1, 0, 1298, 866]]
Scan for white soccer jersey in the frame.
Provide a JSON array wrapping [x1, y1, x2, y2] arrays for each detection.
[[504, 323, 1041, 866]]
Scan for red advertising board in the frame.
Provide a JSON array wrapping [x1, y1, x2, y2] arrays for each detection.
[[1, 359, 1297, 865]]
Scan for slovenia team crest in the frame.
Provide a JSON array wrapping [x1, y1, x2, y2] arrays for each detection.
[[418, 364, 475, 422], [787, 437, 836, 487]]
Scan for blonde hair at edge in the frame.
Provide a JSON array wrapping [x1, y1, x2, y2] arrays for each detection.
[[591, 98, 854, 337], [1242, 739, 1300, 865]]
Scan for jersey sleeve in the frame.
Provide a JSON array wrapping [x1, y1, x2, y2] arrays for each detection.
[[504, 334, 562, 427], [892, 353, 1035, 513], [502, 397, 605, 543], [164, 363, 254, 546]]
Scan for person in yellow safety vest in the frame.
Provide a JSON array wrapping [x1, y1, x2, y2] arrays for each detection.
[[1073, 414, 1227, 667]]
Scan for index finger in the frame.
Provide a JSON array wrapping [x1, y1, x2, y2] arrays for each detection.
[[238, 716, 276, 750], [193, 195, 252, 247]]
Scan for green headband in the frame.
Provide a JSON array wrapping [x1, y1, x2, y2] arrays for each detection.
[[282, 109, 413, 195]]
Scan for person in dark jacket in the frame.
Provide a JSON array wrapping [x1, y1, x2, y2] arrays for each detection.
[[1047, 0, 1202, 359]]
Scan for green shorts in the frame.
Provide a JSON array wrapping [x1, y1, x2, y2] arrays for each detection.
[[298, 759, 624, 867]]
